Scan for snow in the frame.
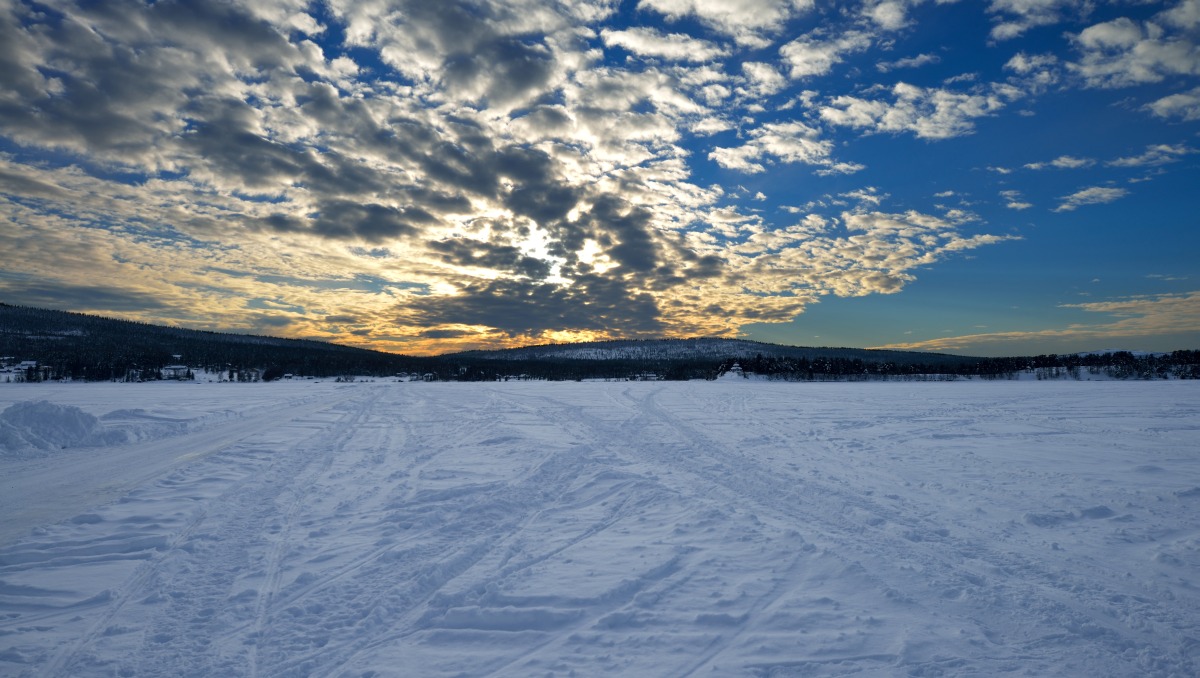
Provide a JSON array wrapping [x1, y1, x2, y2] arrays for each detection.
[[1, 380, 1198, 676]]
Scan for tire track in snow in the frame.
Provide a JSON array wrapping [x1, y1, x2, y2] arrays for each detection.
[[28, 388, 371, 677], [624, 385, 1198, 676], [246, 387, 384, 678], [282, 386, 695, 676]]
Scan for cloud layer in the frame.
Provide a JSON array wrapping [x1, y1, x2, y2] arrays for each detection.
[[0, 0, 1196, 354]]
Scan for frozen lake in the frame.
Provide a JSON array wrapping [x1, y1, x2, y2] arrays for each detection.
[[1, 380, 1198, 676]]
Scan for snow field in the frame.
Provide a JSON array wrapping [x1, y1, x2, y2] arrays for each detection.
[[0, 380, 1198, 676]]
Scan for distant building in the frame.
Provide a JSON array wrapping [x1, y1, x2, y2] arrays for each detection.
[[162, 364, 190, 380], [719, 363, 745, 380]]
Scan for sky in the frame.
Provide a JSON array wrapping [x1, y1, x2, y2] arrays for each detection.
[[0, 0, 1198, 357]]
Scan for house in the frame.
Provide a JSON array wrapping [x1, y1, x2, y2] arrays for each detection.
[[162, 364, 190, 380]]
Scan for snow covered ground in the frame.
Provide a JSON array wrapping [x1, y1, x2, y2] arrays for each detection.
[[1, 380, 1198, 677]]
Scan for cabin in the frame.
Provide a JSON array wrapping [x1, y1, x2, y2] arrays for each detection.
[[161, 364, 190, 380]]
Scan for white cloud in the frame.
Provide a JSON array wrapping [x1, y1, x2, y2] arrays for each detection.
[[1107, 143, 1194, 167], [780, 30, 873, 79], [1161, 0, 1200, 30], [841, 187, 887, 206], [1069, 16, 1200, 88], [1001, 190, 1034, 210], [716, 207, 1015, 302], [877, 53, 941, 73], [691, 116, 735, 135], [638, 0, 815, 47], [1004, 52, 1059, 75], [988, 0, 1081, 41], [820, 82, 1014, 140], [1146, 87, 1200, 120], [1024, 155, 1094, 169], [1002, 51, 1062, 92], [1054, 186, 1130, 211], [864, 1, 910, 31], [601, 27, 729, 62], [709, 121, 862, 174], [739, 61, 788, 98]]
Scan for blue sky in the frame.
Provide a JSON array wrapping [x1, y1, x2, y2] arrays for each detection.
[[0, 0, 1197, 355]]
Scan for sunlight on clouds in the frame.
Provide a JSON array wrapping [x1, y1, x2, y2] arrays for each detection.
[[601, 27, 729, 62]]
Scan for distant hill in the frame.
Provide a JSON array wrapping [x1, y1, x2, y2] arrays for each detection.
[[454, 337, 968, 366], [0, 303, 427, 381]]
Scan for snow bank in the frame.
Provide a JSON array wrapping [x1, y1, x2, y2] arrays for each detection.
[[0, 401, 116, 456]]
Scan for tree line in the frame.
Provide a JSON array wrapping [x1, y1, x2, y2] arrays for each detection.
[[2, 304, 1196, 382]]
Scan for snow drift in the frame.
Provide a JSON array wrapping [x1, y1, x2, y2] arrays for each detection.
[[0, 401, 115, 456]]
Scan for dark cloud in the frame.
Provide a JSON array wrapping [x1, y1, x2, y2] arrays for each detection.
[[310, 200, 426, 242], [429, 238, 553, 279], [380, 1, 562, 108], [0, 167, 69, 200], [584, 196, 661, 274], [252, 201, 432, 243], [514, 105, 573, 133], [495, 145, 583, 224], [443, 37, 558, 107], [181, 101, 391, 197], [249, 314, 296, 329], [418, 328, 474, 339], [0, 1, 301, 161], [399, 275, 663, 337], [0, 277, 169, 313]]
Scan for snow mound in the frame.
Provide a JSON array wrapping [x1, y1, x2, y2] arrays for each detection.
[[0, 401, 114, 456]]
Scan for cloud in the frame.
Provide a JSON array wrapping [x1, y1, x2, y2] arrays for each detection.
[[863, 1, 913, 31], [877, 53, 941, 73], [779, 30, 872, 79], [988, 0, 1082, 41], [1146, 86, 1200, 120], [708, 122, 863, 174], [1003, 52, 1061, 90], [1107, 143, 1194, 167], [739, 61, 788, 98], [819, 82, 1015, 139], [601, 27, 729, 62], [1000, 190, 1033, 210], [1068, 13, 1200, 88], [1054, 186, 1130, 211], [1024, 155, 1094, 170], [638, 0, 815, 47], [1162, 0, 1200, 30]]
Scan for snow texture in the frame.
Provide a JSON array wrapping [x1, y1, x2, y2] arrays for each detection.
[[1, 380, 1198, 676]]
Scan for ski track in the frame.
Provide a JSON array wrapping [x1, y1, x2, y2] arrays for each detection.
[[0, 380, 1197, 677]]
